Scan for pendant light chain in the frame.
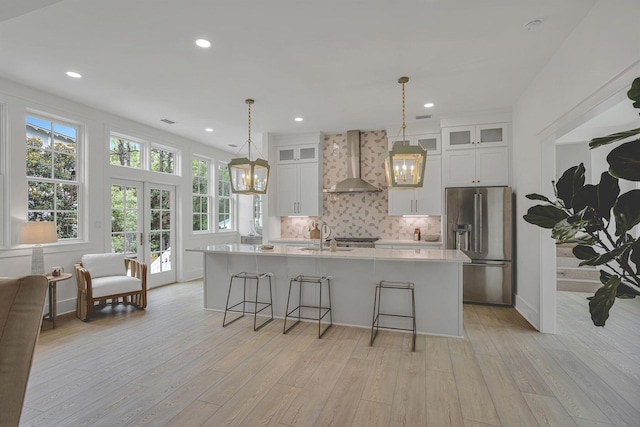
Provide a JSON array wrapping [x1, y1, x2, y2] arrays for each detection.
[[246, 99, 253, 161], [399, 76, 408, 141]]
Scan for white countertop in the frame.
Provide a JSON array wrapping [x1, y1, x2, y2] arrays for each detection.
[[270, 238, 442, 246], [375, 239, 442, 246], [187, 243, 469, 263]]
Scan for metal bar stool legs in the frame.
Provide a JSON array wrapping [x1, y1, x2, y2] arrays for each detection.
[[370, 280, 416, 351], [223, 272, 274, 331], [283, 275, 332, 338]]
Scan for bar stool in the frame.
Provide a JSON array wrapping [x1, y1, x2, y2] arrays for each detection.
[[283, 274, 332, 338], [223, 271, 273, 331], [370, 280, 416, 351]]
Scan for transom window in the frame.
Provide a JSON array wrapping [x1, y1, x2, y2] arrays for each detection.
[[26, 115, 80, 239], [110, 136, 141, 168], [109, 133, 179, 175], [151, 146, 176, 174]]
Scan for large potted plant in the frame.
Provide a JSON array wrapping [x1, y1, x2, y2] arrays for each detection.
[[523, 77, 640, 326]]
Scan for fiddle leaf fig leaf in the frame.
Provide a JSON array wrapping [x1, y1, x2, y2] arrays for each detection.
[[613, 189, 640, 236], [556, 164, 585, 208], [573, 245, 597, 260], [607, 139, 640, 181], [598, 270, 613, 286], [589, 274, 621, 327], [526, 193, 552, 203], [523, 205, 568, 229], [630, 237, 640, 270], [578, 243, 633, 267], [589, 129, 640, 148], [596, 171, 619, 221], [628, 77, 640, 109], [572, 184, 597, 213], [551, 219, 580, 243]]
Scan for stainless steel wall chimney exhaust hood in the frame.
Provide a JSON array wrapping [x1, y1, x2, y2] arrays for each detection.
[[324, 130, 381, 193]]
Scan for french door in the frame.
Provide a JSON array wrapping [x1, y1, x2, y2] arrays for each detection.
[[110, 180, 176, 288]]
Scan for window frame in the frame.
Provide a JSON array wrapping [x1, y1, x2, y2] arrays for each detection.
[[191, 156, 211, 233], [25, 113, 82, 241], [216, 161, 234, 231], [108, 132, 181, 176], [150, 143, 178, 175]]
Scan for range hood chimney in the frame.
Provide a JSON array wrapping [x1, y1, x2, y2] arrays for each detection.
[[324, 130, 381, 193]]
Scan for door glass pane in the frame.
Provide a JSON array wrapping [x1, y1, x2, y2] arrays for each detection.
[[111, 184, 139, 257], [480, 128, 503, 143], [450, 130, 471, 146], [149, 187, 172, 274]]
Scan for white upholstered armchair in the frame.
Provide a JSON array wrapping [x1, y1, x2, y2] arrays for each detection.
[[74, 253, 147, 321]]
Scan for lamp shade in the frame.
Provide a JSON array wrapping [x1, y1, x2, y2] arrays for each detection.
[[384, 141, 427, 189], [228, 157, 270, 195], [20, 221, 58, 244]]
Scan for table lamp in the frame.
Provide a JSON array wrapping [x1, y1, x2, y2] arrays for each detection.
[[20, 220, 58, 274]]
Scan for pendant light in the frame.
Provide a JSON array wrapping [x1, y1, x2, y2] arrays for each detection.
[[228, 99, 270, 194], [384, 77, 427, 189]]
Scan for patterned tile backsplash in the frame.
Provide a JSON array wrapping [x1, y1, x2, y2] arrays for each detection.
[[280, 130, 441, 240]]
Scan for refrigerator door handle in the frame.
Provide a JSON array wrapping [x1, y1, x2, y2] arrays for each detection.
[[473, 192, 479, 253], [467, 262, 508, 268], [478, 192, 483, 254]]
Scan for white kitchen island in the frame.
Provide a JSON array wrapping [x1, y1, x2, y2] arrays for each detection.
[[187, 244, 470, 337]]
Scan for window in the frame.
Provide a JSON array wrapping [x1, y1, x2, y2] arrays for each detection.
[[26, 115, 80, 239], [217, 163, 232, 230], [253, 195, 263, 234], [151, 146, 175, 174], [192, 158, 210, 231], [109, 135, 141, 168], [109, 133, 180, 175]]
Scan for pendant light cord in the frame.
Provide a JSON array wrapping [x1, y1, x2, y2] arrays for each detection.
[[247, 99, 253, 161]]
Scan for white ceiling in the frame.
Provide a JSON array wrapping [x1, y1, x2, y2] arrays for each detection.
[[0, 0, 598, 153]]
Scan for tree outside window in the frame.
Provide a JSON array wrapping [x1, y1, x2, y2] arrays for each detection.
[[26, 116, 79, 239], [151, 146, 175, 174], [109, 136, 141, 168]]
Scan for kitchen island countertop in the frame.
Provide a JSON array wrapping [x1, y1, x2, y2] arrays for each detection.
[[188, 244, 469, 337], [187, 244, 466, 263]]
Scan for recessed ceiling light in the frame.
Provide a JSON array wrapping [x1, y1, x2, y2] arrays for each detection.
[[424, 103, 434, 108], [524, 19, 542, 31], [294, 117, 303, 122], [205, 128, 214, 132], [195, 39, 211, 48], [66, 71, 82, 78]]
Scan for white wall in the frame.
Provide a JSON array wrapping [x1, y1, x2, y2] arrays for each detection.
[[512, 0, 640, 330], [0, 77, 240, 315], [556, 143, 591, 183]]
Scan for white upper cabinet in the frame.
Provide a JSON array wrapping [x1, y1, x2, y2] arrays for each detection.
[[276, 162, 321, 216], [277, 144, 318, 163], [388, 156, 442, 215], [443, 122, 508, 150], [270, 132, 323, 217], [443, 147, 509, 187]]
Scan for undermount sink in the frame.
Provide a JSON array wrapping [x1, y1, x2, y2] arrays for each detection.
[[299, 247, 352, 252]]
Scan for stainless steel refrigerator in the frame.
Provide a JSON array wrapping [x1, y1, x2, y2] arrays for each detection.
[[445, 186, 513, 305]]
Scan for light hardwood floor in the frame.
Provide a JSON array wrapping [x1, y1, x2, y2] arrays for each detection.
[[20, 281, 640, 426]]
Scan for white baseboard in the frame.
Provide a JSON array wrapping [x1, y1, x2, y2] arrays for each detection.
[[515, 294, 540, 331]]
